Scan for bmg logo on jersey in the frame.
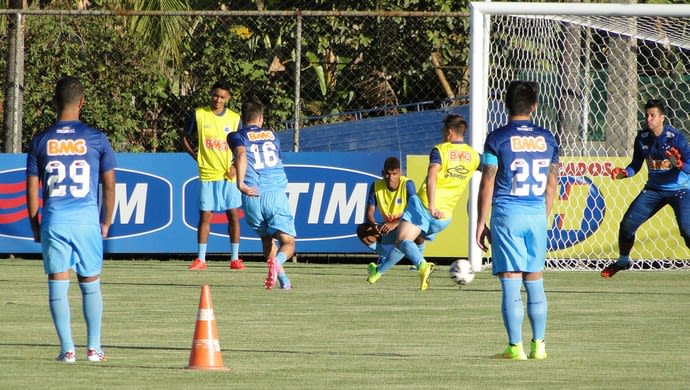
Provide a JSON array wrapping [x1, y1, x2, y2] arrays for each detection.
[[448, 150, 473, 162], [247, 130, 276, 141], [510, 135, 547, 152], [47, 139, 87, 155], [0, 167, 172, 240], [203, 137, 229, 151]]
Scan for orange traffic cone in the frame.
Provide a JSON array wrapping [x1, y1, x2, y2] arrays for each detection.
[[185, 285, 230, 371]]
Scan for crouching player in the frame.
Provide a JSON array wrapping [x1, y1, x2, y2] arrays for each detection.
[[367, 114, 480, 291], [357, 156, 424, 268]]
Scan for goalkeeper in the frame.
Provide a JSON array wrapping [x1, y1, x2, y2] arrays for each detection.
[[604, 99, 690, 277]]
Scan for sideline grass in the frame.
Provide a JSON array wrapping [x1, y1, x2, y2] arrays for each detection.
[[1, 258, 689, 389]]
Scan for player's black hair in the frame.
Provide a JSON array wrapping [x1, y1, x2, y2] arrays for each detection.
[[505, 80, 538, 116], [241, 99, 264, 123], [383, 156, 401, 172], [211, 80, 231, 93], [54, 76, 84, 110], [443, 114, 468, 135], [645, 99, 665, 115]]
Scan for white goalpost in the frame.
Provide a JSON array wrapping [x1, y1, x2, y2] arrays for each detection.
[[468, 2, 690, 271]]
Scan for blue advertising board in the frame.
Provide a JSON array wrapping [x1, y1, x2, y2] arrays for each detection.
[[0, 152, 389, 254]]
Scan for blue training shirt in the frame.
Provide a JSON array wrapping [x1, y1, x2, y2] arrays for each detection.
[[26, 120, 116, 225], [626, 125, 690, 191], [482, 119, 559, 214], [227, 125, 288, 193]]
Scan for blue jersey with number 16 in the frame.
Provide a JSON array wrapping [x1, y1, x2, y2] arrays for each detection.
[[227, 125, 288, 193], [483, 119, 559, 214]]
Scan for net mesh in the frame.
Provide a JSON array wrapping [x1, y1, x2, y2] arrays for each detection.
[[484, 12, 690, 271]]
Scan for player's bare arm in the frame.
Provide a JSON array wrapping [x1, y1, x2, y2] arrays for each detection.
[[365, 204, 377, 227], [544, 163, 559, 216], [100, 169, 116, 239], [226, 166, 237, 180], [232, 145, 258, 196], [181, 132, 197, 161], [26, 175, 41, 243], [476, 164, 497, 251], [379, 220, 399, 235], [426, 163, 443, 219]]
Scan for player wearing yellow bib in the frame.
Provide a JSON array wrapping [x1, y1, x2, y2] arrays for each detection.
[[357, 157, 424, 266], [181, 81, 244, 271], [367, 115, 481, 290]]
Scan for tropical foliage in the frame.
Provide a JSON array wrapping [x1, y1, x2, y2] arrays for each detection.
[[1, 1, 472, 152]]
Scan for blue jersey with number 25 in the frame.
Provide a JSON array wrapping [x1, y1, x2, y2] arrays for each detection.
[[483, 119, 559, 214]]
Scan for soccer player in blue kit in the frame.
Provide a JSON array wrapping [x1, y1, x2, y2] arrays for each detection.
[[26, 76, 116, 363], [475, 80, 559, 360], [603, 99, 690, 278], [227, 99, 295, 290]]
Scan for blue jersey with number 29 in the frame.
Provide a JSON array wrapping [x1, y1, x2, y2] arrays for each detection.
[[26, 120, 116, 225], [483, 119, 559, 214]]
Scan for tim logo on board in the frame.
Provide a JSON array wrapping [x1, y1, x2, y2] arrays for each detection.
[[181, 164, 378, 246], [0, 168, 172, 240], [107, 169, 173, 239]]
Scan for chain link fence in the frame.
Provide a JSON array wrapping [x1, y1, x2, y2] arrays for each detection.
[[1, 9, 469, 153]]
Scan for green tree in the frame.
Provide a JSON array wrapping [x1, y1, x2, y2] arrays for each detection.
[[21, 13, 170, 151]]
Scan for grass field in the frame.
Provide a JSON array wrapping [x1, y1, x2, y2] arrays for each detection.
[[1, 257, 689, 389]]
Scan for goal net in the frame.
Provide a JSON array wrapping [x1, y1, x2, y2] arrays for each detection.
[[468, 2, 690, 271]]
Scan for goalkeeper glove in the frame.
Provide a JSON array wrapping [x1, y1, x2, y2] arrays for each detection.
[[666, 147, 684, 170], [610, 167, 627, 180]]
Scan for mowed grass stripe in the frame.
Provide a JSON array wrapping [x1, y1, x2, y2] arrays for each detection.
[[1, 259, 688, 389]]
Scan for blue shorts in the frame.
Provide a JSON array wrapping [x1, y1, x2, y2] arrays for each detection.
[[620, 188, 690, 242], [379, 228, 398, 245], [41, 224, 103, 277], [401, 196, 449, 241], [199, 179, 241, 211], [242, 191, 296, 238], [490, 211, 547, 275]]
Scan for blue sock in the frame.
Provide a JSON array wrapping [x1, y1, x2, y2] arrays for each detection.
[[278, 271, 291, 287], [198, 243, 207, 262], [377, 247, 405, 274], [368, 242, 387, 257], [231, 243, 240, 261], [400, 240, 424, 268], [276, 252, 288, 266], [616, 255, 630, 267], [524, 279, 547, 341], [416, 243, 426, 254], [500, 278, 524, 345], [79, 279, 103, 351], [48, 280, 74, 353]]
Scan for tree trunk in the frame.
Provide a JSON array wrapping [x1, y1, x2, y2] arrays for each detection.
[[3, 0, 27, 153]]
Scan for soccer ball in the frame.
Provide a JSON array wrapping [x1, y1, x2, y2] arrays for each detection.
[[449, 259, 475, 285]]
